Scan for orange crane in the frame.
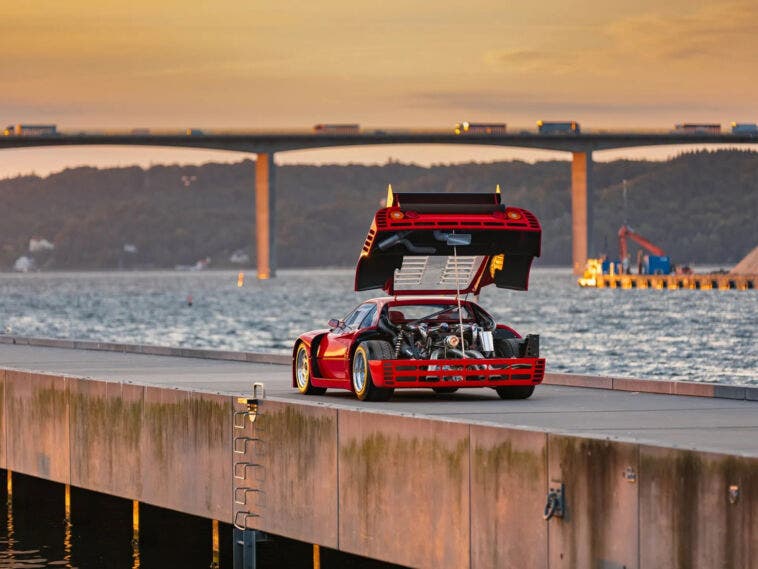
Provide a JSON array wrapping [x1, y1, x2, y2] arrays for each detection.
[[618, 225, 665, 260], [618, 225, 671, 274]]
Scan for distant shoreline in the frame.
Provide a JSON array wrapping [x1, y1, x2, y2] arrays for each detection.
[[2, 150, 756, 270]]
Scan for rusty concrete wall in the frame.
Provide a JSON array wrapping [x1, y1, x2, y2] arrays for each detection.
[[470, 425, 548, 569], [235, 399, 339, 549], [182, 391, 233, 520], [3, 370, 231, 522], [639, 446, 758, 569], [69, 380, 143, 498], [338, 411, 470, 569], [5, 370, 71, 482], [313, 404, 756, 569], [547, 436, 639, 569], [138, 387, 231, 520]]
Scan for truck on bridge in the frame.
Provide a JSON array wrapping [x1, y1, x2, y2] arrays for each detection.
[[3, 124, 58, 136], [731, 122, 758, 135], [453, 122, 507, 135], [313, 124, 360, 134], [536, 120, 580, 134], [674, 123, 720, 134]]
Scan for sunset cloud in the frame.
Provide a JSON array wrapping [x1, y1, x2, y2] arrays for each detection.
[[1, 1, 755, 131], [483, 49, 587, 75], [605, 1, 758, 62]]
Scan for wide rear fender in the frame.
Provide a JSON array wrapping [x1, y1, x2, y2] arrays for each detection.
[[495, 324, 521, 339], [292, 330, 329, 387]]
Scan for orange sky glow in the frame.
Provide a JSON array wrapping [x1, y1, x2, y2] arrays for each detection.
[[2, 0, 757, 176]]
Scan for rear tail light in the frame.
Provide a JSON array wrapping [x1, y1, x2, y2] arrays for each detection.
[[389, 210, 405, 220]]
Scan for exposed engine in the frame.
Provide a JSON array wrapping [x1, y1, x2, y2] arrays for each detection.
[[377, 305, 539, 362], [391, 321, 495, 360]]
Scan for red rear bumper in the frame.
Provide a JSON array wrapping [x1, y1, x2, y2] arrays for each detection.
[[369, 357, 545, 388]]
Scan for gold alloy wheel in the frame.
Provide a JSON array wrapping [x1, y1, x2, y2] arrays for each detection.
[[352, 345, 370, 399], [296, 343, 311, 393]]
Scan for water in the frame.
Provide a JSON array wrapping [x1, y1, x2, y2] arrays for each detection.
[[0, 473, 398, 569], [0, 474, 220, 569], [0, 267, 755, 385]]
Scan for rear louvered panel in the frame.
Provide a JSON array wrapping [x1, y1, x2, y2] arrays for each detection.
[[438, 256, 477, 287], [394, 257, 429, 286]]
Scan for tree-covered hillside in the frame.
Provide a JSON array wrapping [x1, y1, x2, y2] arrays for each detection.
[[0, 150, 756, 270]]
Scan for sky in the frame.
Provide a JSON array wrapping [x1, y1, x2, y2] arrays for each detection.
[[2, 0, 757, 176]]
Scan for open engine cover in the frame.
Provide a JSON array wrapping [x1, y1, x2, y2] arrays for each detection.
[[355, 191, 542, 295]]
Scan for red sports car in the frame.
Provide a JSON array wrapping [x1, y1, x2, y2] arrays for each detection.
[[292, 190, 545, 401]]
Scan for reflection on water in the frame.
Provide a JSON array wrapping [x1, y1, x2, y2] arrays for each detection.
[[0, 472, 221, 569], [0, 472, 403, 569], [64, 485, 71, 568], [0, 268, 756, 384]]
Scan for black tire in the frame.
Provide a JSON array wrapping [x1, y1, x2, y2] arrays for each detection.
[[495, 385, 535, 400], [432, 387, 459, 394], [294, 343, 326, 395], [351, 340, 394, 402], [494, 339, 516, 357], [493, 340, 535, 400]]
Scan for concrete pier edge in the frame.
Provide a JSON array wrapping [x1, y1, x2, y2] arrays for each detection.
[[1, 334, 755, 401]]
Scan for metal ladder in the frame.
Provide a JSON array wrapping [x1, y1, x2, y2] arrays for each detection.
[[233, 382, 266, 569]]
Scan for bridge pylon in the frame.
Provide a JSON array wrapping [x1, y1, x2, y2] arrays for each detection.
[[571, 151, 593, 275], [254, 153, 276, 279]]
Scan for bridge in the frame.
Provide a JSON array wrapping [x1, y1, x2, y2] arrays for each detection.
[[3, 129, 757, 276], [0, 335, 756, 568]]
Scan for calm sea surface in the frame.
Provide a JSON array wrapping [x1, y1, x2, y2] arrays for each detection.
[[0, 267, 756, 385]]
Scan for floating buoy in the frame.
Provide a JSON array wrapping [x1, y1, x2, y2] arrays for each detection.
[[237, 272, 245, 288], [186, 294, 193, 306]]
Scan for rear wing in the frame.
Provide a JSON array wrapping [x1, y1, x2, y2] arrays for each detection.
[[355, 190, 541, 295]]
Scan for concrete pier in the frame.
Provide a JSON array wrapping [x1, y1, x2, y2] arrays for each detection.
[[0, 338, 756, 568], [581, 272, 757, 290]]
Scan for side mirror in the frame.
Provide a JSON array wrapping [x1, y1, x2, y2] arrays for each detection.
[[328, 318, 341, 329]]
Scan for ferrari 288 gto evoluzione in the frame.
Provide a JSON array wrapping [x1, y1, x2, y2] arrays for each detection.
[[292, 189, 545, 401]]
